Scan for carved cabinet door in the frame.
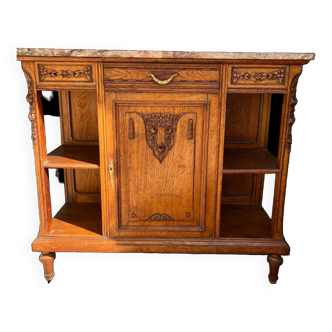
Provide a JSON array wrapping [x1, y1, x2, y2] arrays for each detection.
[[104, 92, 220, 238]]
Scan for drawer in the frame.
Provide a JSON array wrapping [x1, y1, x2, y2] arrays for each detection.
[[104, 64, 220, 91], [228, 65, 288, 88], [35, 62, 95, 86]]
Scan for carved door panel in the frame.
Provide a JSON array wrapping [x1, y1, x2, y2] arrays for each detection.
[[105, 92, 220, 238]]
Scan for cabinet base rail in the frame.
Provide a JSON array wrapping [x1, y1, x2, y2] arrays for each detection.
[[33, 237, 290, 255]]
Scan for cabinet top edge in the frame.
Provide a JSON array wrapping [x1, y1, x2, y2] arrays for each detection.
[[16, 48, 315, 61]]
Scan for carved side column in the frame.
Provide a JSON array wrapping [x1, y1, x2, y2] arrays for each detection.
[[39, 252, 56, 283], [21, 62, 52, 236], [23, 70, 38, 146], [271, 66, 303, 240], [267, 255, 283, 284]]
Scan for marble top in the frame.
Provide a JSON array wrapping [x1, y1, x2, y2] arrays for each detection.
[[17, 48, 315, 60]]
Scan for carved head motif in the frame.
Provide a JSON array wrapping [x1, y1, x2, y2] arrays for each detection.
[[138, 112, 183, 162]]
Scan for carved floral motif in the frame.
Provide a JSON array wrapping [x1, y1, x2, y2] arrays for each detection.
[[39, 66, 92, 81], [137, 112, 185, 162], [23, 70, 37, 147], [232, 68, 285, 84], [145, 213, 174, 221]]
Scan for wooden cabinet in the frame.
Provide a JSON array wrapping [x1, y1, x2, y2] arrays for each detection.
[[17, 48, 314, 284]]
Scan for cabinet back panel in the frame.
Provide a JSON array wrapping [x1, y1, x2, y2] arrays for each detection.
[[223, 93, 271, 204], [74, 169, 101, 194], [222, 174, 254, 196], [225, 94, 261, 144], [221, 174, 264, 206], [69, 91, 98, 142], [58, 90, 100, 202]]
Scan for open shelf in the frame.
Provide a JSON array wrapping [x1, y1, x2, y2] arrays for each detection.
[[44, 145, 100, 169], [220, 205, 272, 238], [223, 148, 279, 174], [50, 202, 102, 237]]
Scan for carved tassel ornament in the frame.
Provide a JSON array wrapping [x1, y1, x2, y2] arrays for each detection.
[[187, 119, 194, 139], [128, 118, 135, 139]]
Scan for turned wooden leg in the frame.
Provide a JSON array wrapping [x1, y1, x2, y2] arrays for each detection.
[[267, 255, 283, 284], [39, 252, 56, 283]]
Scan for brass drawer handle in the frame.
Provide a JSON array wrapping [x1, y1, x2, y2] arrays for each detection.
[[149, 73, 177, 85]]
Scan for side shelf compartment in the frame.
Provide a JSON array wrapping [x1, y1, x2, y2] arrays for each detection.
[[42, 89, 103, 238], [220, 92, 284, 239]]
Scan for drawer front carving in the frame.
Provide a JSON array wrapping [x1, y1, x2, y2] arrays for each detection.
[[229, 66, 288, 88], [104, 64, 220, 91], [35, 62, 95, 85]]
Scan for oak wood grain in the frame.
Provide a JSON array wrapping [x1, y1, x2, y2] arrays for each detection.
[[220, 205, 272, 238], [45, 145, 100, 169], [50, 202, 102, 237], [225, 94, 261, 144], [32, 237, 290, 255], [69, 91, 99, 142], [223, 148, 278, 173]]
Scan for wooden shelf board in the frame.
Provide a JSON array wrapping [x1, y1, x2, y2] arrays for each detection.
[[44, 145, 100, 169], [220, 205, 272, 239], [50, 202, 102, 237], [223, 148, 279, 174]]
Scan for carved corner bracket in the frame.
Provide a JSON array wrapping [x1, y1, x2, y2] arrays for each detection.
[[287, 73, 301, 148], [23, 70, 37, 147]]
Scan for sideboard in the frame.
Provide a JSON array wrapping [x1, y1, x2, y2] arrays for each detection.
[[17, 48, 314, 283]]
